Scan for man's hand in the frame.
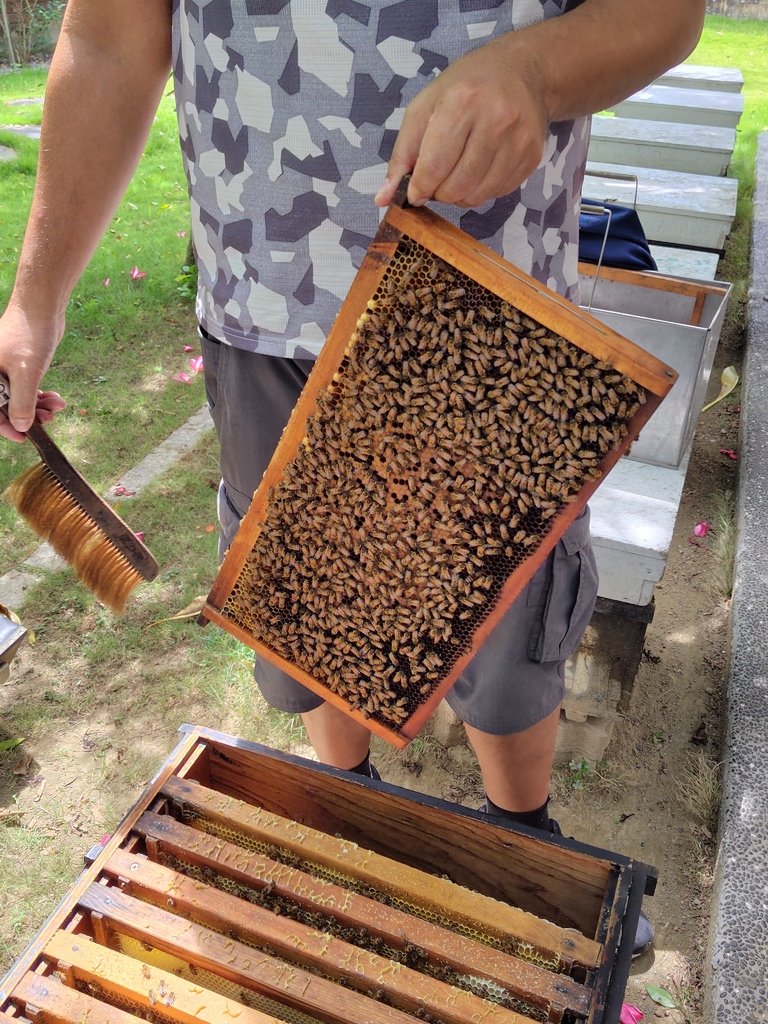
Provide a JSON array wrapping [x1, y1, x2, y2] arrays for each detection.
[[0, 303, 65, 441], [375, 0, 705, 211], [375, 37, 546, 210]]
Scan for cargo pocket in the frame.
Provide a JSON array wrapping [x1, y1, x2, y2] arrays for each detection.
[[527, 508, 599, 663], [199, 326, 221, 426]]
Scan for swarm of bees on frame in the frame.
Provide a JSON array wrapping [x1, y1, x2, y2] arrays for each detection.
[[223, 236, 647, 730]]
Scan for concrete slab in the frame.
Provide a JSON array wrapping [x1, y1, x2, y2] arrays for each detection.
[[589, 115, 735, 176], [609, 84, 744, 130], [656, 63, 744, 93], [0, 569, 42, 611], [649, 245, 720, 280], [584, 161, 739, 251], [0, 125, 41, 140], [589, 454, 689, 606]]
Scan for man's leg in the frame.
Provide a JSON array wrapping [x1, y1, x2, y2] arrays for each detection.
[[464, 705, 561, 813], [301, 703, 372, 770]]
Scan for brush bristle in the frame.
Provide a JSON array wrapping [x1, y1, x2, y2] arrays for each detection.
[[3, 462, 144, 614]]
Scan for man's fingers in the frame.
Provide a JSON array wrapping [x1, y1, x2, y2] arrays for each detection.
[[375, 99, 434, 208], [407, 107, 472, 207]]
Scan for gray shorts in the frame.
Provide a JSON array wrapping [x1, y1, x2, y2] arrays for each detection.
[[201, 331, 599, 736]]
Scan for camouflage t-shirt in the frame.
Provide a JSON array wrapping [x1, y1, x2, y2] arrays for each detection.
[[172, 1, 590, 359]]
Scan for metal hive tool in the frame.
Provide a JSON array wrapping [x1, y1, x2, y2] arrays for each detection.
[[202, 193, 677, 747]]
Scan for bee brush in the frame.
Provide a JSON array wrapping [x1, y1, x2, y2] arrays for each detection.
[[1, 374, 158, 613]]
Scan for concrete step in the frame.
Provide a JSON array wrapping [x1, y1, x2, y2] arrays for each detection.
[[589, 455, 689, 607], [655, 63, 743, 93], [584, 161, 739, 251], [609, 84, 744, 130], [589, 115, 735, 176]]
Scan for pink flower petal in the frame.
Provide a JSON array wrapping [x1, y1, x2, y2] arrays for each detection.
[[102, 277, 111, 287], [693, 521, 710, 538], [188, 356, 204, 374], [129, 265, 147, 280], [620, 1005, 643, 1024], [134, 531, 145, 543], [176, 230, 187, 238], [183, 345, 194, 353], [172, 371, 192, 384], [111, 484, 136, 497], [719, 448, 738, 461]]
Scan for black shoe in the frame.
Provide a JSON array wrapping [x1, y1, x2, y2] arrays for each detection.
[[549, 818, 654, 958], [632, 910, 654, 959], [369, 762, 381, 781]]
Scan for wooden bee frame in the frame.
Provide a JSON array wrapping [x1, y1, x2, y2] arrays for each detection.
[[202, 193, 677, 748], [0, 726, 655, 1024]]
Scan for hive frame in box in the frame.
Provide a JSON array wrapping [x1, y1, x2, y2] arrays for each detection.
[[0, 725, 655, 1024], [202, 192, 677, 748]]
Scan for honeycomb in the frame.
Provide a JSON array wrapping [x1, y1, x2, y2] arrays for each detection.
[[173, 800, 561, 972], [221, 236, 647, 729]]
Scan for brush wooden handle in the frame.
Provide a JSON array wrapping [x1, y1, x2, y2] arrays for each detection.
[[0, 373, 158, 581]]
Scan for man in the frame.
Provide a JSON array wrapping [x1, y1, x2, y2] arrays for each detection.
[[0, 0, 705, 957]]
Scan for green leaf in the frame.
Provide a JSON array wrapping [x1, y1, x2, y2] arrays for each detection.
[[646, 984, 677, 1009], [702, 366, 739, 412], [0, 737, 25, 753]]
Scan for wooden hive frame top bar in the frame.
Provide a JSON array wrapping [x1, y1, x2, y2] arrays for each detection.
[[202, 196, 677, 747]]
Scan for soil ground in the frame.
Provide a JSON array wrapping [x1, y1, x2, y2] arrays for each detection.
[[0, 337, 738, 1021]]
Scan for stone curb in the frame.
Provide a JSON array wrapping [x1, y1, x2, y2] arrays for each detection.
[[0, 405, 212, 609], [707, 132, 768, 1021]]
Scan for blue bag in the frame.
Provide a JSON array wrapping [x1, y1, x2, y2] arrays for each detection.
[[579, 200, 657, 272]]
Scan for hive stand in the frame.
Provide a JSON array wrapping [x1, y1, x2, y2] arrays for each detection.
[[655, 63, 744, 93], [608, 84, 744, 130], [588, 117, 735, 176]]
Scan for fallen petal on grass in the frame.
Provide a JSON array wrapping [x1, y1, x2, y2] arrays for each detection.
[[183, 344, 194, 352], [693, 521, 711, 538], [102, 277, 111, 287], [719, 449, 738, 461], [702, 365, 739, 412], [188, 355, 204, 374], [134, 531, 145, 543], [129, 265, 147, 281], [620, 1004, 644, 1024], [111, 484, 136, 497], [172, 372, 192, 383], [145, 595, 207, 629]]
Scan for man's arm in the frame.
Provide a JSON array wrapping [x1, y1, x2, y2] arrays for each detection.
[[0, 0, 172, 440], [376, 0, 706, 210]]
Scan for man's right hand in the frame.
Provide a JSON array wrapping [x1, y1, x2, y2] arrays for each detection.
[[0, 303, 66, 442]]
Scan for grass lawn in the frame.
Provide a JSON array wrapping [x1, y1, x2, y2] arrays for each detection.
[[689, 17, 768, 330], [0, 74, 203, 571], [0, 10, 767, 994]]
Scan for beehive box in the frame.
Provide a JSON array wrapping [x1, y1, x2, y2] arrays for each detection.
[[203, 194, 677, 747], [0, 726, 655, 1024], [578, 262, 731, 469]]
